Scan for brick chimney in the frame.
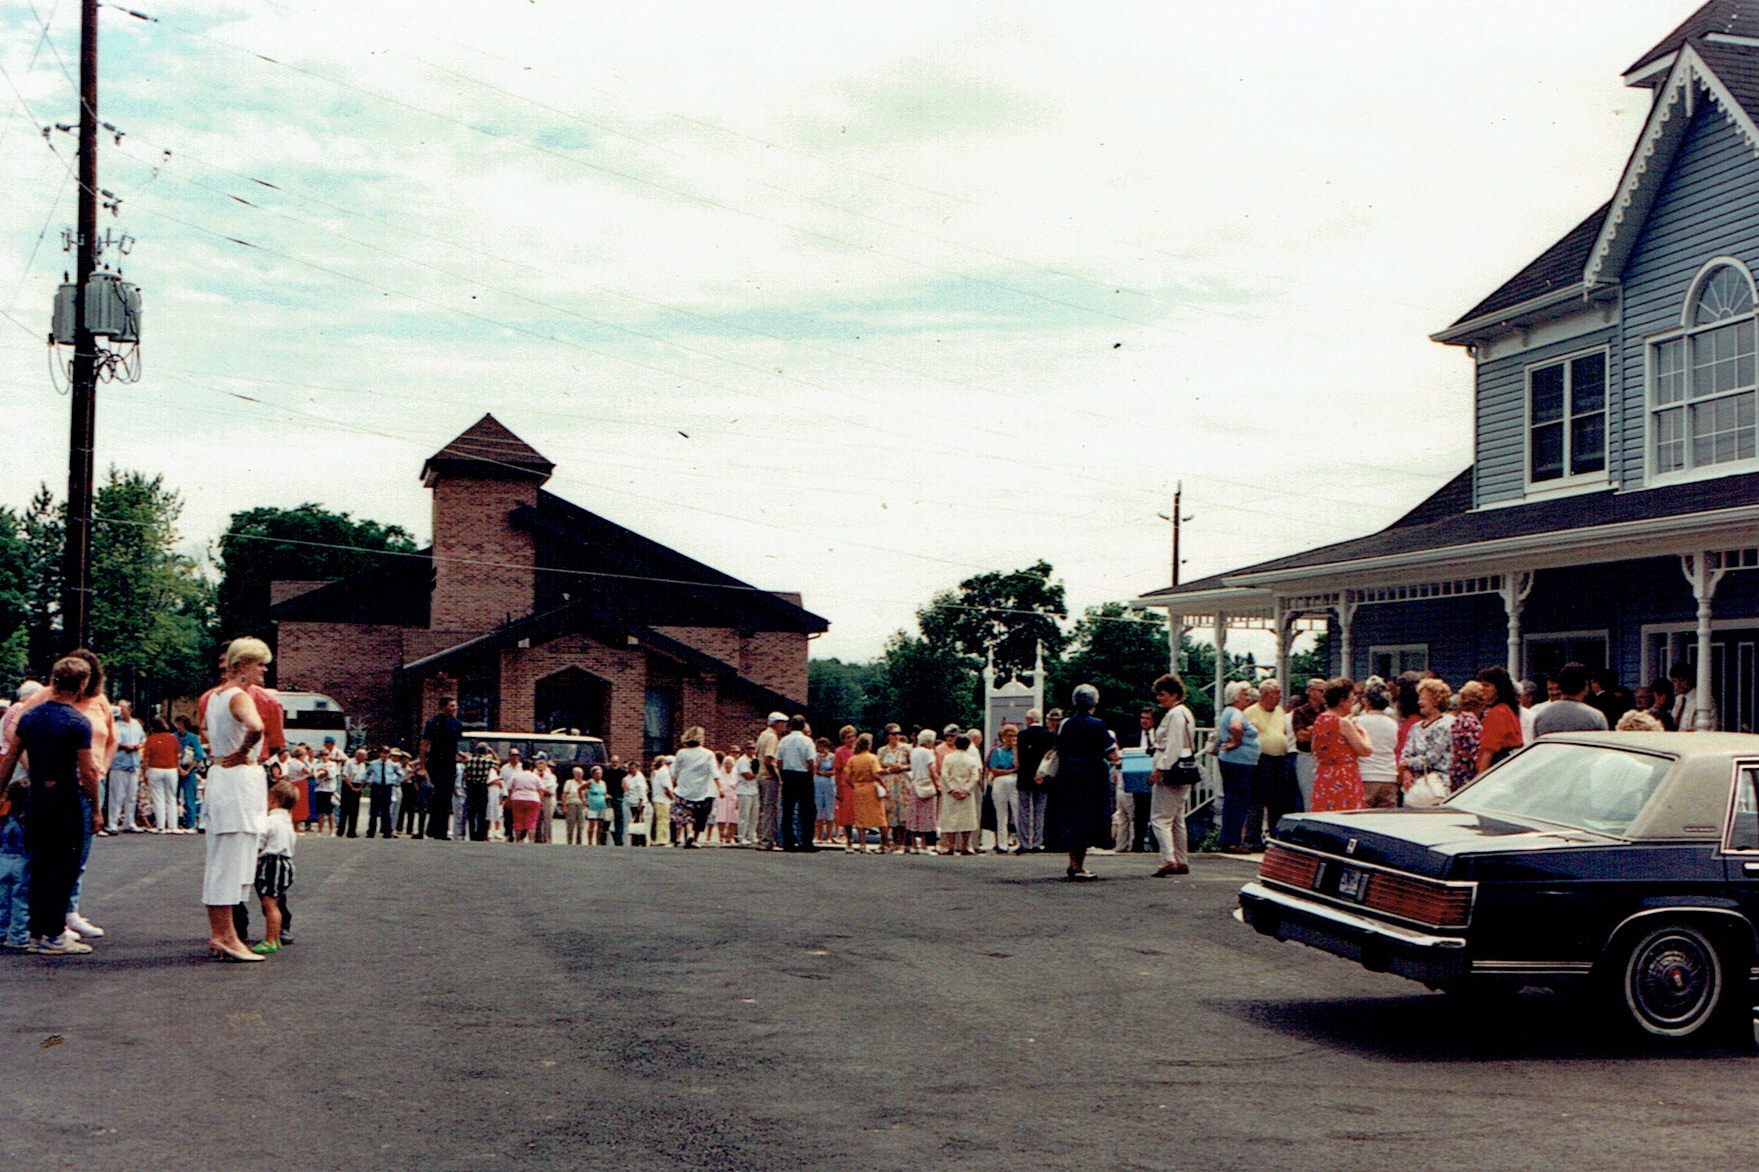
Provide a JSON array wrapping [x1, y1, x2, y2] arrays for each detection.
[[420, 414, 554, 633]]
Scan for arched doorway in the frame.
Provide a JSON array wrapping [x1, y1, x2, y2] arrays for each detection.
[[533, 666, 610, 736]]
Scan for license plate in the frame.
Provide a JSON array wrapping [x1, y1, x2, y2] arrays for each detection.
[[1336, 866, 1371, 902]]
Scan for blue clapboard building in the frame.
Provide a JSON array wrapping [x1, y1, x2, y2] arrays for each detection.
[[1134, 1, 1759, 732]]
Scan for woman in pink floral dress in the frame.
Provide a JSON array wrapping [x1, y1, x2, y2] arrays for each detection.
[[1310, 677, 1372, 812]]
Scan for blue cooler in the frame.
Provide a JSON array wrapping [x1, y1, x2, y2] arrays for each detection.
[[1119, 747, 1155, 795]]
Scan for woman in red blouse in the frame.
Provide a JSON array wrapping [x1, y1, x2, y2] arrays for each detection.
[[1474, 665, 1524, 777]]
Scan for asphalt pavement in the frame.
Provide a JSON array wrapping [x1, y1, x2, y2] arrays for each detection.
[[2, 833, 1757, 1171]]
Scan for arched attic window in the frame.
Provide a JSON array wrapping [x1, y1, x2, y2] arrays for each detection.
[[1653, 261, 1758, 474]]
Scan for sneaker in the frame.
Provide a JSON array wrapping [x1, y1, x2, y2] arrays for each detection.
[[29, 934, 93, 955], [0, 938, 29, 951], [62, 927, 80, 942], [277, 931, 293, 946], [66, 913, 104, 938]]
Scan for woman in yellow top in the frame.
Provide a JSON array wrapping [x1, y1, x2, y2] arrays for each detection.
[[842, 733, 888, 853]]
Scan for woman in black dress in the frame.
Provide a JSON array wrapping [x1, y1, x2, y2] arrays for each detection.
[[1047, 684, 1121, 881]]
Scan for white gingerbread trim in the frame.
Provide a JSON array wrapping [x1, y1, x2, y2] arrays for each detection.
[[1586, 44, 1759, 289]]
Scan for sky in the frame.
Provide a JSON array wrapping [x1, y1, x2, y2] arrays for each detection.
[[0, 0, 1703, 663]]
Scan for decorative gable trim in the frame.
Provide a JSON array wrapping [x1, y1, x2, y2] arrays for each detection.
[[1586, 43, 1759, 288]]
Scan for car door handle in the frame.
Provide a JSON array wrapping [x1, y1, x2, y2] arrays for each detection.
[[1744, 862, 1759, 877]]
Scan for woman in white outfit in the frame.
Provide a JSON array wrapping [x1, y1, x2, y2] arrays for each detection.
[[202, 638, 271, 962], [1146, 673, 1196, 877]]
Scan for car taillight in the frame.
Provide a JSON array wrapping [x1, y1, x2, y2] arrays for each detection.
[[1361, 870, 1473, 929], [1259, 844, 1320, 889]]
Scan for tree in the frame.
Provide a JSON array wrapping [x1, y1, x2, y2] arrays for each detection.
[[916, 560, 1066, 678], [876, 631, 979, 735], [19, 485, 63, 676], [1288, 632, 1332, 686], [1050, 603, 1170, 729], [0, 508, 30, 692], [807, 657, 886, 732], [215, 504, 417, 643], [89, 469, 217, 701]]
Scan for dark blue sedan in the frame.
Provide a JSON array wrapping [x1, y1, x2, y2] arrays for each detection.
[[1238, 732, 1759, 1042]]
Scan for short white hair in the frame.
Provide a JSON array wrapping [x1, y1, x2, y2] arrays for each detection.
[[15, 680, 42, 702], [917, 728, 937, 746], [1257, 678, 1282, 694], [1224, 680, 1257, 704]]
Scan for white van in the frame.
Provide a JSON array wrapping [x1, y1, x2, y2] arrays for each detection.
[[468, 731, 608, 772], [277, 690, 349, 752]]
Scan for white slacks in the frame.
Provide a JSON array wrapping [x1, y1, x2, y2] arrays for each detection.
[[1150, 783, 1191, 867], [106, 766, 140, 831], [989, 775, 1018, 850], [146, 767, 180, 832]]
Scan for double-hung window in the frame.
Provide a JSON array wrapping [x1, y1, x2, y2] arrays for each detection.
[[1652, 263, 1758, 475], [1528, 350, 1606, 483]]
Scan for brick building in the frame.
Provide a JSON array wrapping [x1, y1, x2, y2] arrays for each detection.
[[270, 415, 827, 755]]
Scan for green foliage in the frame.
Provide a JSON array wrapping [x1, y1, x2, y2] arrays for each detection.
[[807, 657, 886, 732], [89, 469, 217, 700], [876, 630, 979, 735], [1050, 603, 1170, 729], [215, 504, 417, 642], [1288, 631, 1332, 686], [916, 560, 1066, 677], [0, 509, 29, 693], [19, 485, 63, 676]]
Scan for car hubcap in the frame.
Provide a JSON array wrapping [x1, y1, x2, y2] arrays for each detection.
[[1629, 930, 1717, 1033]]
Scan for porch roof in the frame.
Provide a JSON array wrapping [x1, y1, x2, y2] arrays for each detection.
[[1133, 470, 1759, 605], [398, 599, 804, 711]]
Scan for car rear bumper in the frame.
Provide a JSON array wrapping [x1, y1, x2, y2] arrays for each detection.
[[1238, 880, 1468, 986]]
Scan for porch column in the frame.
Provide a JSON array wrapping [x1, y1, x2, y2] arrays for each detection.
[[1273, 598, 1294, 690], [1166, 612, 1185, 675], [1680, 553, 1726, 731], [1213, 609, 1227, 713], [1500, 571, 1534, 679], [1334, 593, 1358, 679]]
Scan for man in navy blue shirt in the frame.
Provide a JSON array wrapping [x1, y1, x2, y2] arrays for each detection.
[[418, 697, 463, 841], [0, 657, 103, 955]]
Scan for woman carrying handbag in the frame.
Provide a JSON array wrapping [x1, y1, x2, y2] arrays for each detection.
[[1146, 674, 1198, 877]]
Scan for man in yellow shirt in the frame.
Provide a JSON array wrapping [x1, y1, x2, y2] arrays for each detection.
[[1243, 679, 1298, 851]]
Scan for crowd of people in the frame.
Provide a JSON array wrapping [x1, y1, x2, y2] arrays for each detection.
[[0, 631, 1727, 959], [1204, 658, 1711, 855]]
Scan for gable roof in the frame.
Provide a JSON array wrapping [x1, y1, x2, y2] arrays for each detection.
[[517, 490, 829, 633], [1585, 40, 1759, 289], [420, 414, 555, 486], [1626, 0, 1759, 82], [399, 600, 808, 709]]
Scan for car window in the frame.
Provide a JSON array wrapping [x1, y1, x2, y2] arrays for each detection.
[[1449, 742, 1674, 836], [1731, 766, 1759, 852]]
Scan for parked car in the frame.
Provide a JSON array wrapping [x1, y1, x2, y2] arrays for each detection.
[[1238, 732, 1759, 1042]]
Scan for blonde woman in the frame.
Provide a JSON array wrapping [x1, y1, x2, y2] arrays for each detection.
[[201, 638, 272, 962], [1399, 678, 1455, 797]]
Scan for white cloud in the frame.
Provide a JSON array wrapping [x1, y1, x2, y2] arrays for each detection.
[[0, 0, 1697, 661]]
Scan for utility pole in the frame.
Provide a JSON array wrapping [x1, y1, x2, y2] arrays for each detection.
[[1159, 482, 1190, 674], [61, 0, 100, 653], [1170, 480, 1183, 587]]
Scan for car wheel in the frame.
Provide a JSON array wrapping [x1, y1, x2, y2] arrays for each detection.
[[1619, 923, 1726, 1040]]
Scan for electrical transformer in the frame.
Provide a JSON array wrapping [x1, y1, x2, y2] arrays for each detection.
[[50, 273, 142, 345]]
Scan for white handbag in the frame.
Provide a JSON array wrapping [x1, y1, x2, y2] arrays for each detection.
[[1405, 772, 1450, 808]]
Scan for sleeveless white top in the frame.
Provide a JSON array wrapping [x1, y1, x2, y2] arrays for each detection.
[[203, 686, 267, 835]]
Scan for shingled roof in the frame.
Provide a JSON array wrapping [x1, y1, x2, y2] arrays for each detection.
[[1441, 203, 1609, 331], [1627, 0, 1759, 78], [420, 414, 555, 486]]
